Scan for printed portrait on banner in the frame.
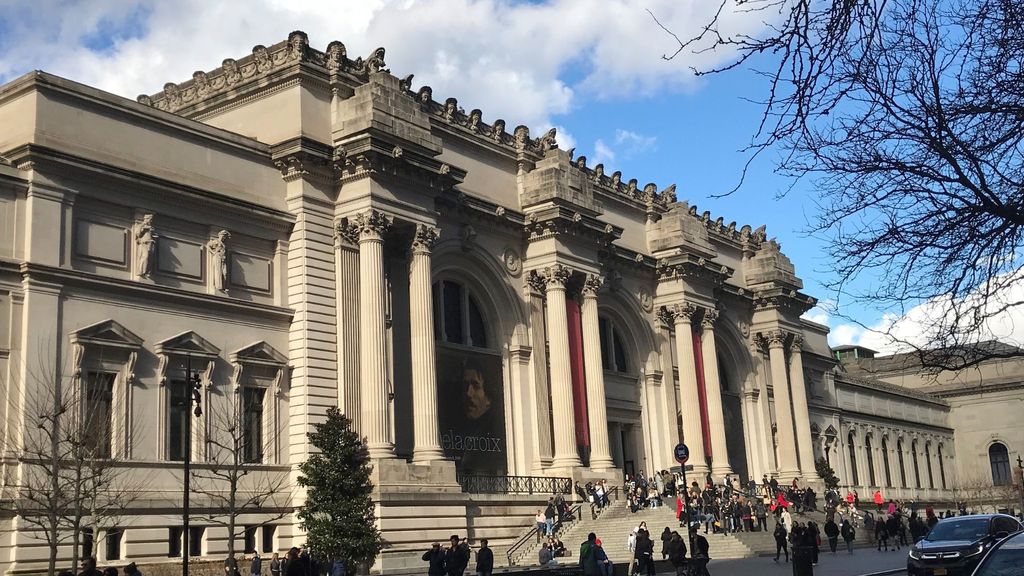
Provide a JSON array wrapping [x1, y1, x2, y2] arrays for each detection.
[[437, 346, 507, 474]]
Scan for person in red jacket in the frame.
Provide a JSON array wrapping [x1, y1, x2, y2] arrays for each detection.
[[873, 490, 884, 512]]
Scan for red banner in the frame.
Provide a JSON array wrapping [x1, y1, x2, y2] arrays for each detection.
[[692, 328, 712, 459], [566, 299, 590, 447]]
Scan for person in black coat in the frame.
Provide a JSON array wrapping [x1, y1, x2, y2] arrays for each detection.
[[445, 535, 470, 576], [660, 527, 672, 560], [773, 523, 789, 562], [807, 521, 821, 565], [791, 526, 815, 576], [475, 539, 493, 576], [422, 543, 446, 576], [824, 518, 840, 554]]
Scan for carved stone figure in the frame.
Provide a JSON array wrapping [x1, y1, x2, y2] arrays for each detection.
[[443, 98, 458, 122], [192, 71, 210, 95], [222, 58, 241, 84], [594, 163, 604, 181], [611, 171, 622, 188], [253, 45, 271, 72], [365, 47, 387, 73], [538, 127, 557, 151], [208, 230, 231, 293], [514, 125, 530, 151], [626, 179, 638, 197], [287, 31, 308, 60], [502, 248, 521, 276], [399, 74, 415, 92], [575, 155, 587, 169], [418, 86, 433, 105], [135, 214, 157, 278], [491, 119, 506, 142], [325, 41, 347, 71], [467, 109, 482, 132], [163, 83, 181, 106]]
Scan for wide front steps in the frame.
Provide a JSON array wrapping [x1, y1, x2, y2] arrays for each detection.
[[533, 502, 757, 567]]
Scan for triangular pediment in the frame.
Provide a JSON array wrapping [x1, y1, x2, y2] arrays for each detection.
[[230, 341, 287, 366], [824, 425, 839, 437], [70, 320, 143, 349], [155, 331, 220, 359]]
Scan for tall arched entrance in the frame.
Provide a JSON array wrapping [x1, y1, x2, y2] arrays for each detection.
[[714, 323, 754, 482]]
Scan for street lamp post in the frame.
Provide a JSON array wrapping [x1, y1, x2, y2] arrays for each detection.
[[182, 355, 203, 576], [1016, 455, 1023, 518]]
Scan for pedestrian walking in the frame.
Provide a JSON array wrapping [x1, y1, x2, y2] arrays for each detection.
[[422, 543, 445, 576], [824, 518, 840, 554], [773, 523, 789, 562], [841, 520, 856, 555], [475, 538, 493, 576]]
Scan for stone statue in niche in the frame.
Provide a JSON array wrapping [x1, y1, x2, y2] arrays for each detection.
[[208, 230, 231, 293], [134, 214, 157, 278]]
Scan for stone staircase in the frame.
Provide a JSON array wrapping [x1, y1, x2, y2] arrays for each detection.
[[511, 500, 757, 567]]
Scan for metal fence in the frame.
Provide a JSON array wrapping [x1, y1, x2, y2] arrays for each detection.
[[457, 474, 572, 495]]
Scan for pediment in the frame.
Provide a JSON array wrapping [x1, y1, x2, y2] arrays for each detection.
[[154, 331, 220, 359], [824, 425, 839, 437], [70, 319, 143, 349], [230, 341, 287, 366]]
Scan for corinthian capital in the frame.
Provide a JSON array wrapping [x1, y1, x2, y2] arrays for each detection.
[[411, 224, 440, 254], [542, 264, 572, 288], [581, 274, 603, 297], [527, 270, 548, 294], [353, 210, 392, 241], [789, 333, 805, 353], [656, 306, 675, 327], [701, 307, 720, 329], [764, 329, 788, 349], [670, 302, 698, 323], [334, 219, 360, 247]]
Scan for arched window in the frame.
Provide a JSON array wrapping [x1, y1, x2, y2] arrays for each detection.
[[912, 440, 922, 488], [598, 316, 629, 373], [897, 439, 907, 487], [938, 444, 947, 489], [432, 280, 488, 348], [881, 438, 893, 487], [865, 435, 876, 486], [990, 442, 1012, 486], [848, 432, 859, 486], [925, 443, 935, 488]]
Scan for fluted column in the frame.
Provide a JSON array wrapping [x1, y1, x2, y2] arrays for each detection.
[[669, 304, 709, 477], [356, 210, 394, 459], [580, 274, 614, 470], [543, 265, 583, 469], [700, 309, 733, 478], [788, 335, 820, 481], [765, 330, 800, 481], [410, 225, 444, 463]]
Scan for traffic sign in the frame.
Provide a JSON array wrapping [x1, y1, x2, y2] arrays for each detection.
[[673, 442, 690, 464]]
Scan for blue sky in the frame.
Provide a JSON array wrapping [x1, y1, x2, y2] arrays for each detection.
[[0, 0, 977, 348]]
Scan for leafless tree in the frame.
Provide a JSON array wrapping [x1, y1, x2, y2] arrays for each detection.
[[4, 355, 143, 576], [187, 385, 289, 563], [653, 0, 1024, 369], [950, 473, 1019, 513]]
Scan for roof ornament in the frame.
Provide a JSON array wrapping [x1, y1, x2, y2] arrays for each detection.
[[399, 74, 414, 92], [325, 41, 347, 71], [538, 127, 557, 152]]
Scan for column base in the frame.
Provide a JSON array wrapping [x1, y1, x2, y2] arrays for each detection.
[[682, 464, 710, 486], [411, 448, 445, 464], [776, 468, 801, 484], [589, 456, 615, 471], [550, 454, 583, 471], [711, 464, 734, 481], [367, 443, 396, 460]]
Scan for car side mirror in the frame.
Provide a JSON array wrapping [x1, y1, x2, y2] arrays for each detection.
[[995, 531, 1010, 539]]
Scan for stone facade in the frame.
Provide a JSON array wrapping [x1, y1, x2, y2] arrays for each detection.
[[0, 31, 1010, 575]]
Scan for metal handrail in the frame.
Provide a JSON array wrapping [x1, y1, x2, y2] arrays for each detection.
[[458, 474, 572, 495], [506, 485, 622, 566]]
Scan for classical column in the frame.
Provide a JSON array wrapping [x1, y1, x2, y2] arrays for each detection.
[[410, 225, 444, 464], [543, 265, 583, 469], [356, 210, 394, 459], [527, 273, 554, 471], [580, 274, 614, 470], [670, 304, 709, 477], [788, 335, 820, 481], [334, 221, 361, 429], [765, 330, 800, 481], [700, 308, 733, 478]]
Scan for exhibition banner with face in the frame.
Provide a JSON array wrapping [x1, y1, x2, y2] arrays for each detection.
[[437, 346, 507, 474]]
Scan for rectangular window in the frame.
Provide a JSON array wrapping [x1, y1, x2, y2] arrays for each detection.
[[105, 528, 122, 561], [443, 280, 463, 344], [168, 527, 183, 557], [262, 525, 276, 553], [168, 379, 189, 461], [242, 387, 266, 464], [82, 372, 116, 459], [188, 526, 204, 557], [82, 528, 94, 560], [243, 526, 257, 554]]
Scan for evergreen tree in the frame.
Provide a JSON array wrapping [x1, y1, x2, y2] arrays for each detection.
[[816, 457, 840, 490], [297, 408, 383, 570]]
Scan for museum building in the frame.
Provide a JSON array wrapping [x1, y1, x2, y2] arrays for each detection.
[[0, 32, 1017, 573]]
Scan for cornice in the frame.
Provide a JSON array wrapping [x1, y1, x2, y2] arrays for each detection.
[[332, 134, 464, 191], [566, 155, 675, 216], [435, 188, 526, 232], [523, 202, 622, 245], [19, 262, 294, 323], [3, 144, 294, 231], [655, 253, 733, 285], [752, 286, 817, 314], [139, 31, 386, 117]]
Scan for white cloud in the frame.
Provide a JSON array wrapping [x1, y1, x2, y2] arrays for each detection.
[[0, 0, 775, 134], [615, 129, 657, 153], [592, 139, 615, 164]]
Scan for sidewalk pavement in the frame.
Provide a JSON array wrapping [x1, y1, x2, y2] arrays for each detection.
[[657, 547, 908, 576]]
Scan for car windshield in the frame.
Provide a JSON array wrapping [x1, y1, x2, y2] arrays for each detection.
[[926, 519, 990, 542], [975, 549, 1024, 576]]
